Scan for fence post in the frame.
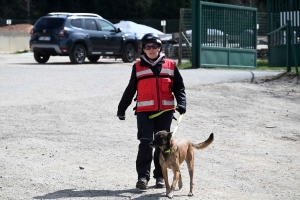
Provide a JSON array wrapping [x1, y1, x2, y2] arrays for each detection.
[[286, 20, 291, 72], [290, 25, 299, 76], [191, 0, 198, 68], [178, 8, 183, 65]]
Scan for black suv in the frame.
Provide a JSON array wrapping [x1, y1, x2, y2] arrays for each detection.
[[30, 12, 138, 64]]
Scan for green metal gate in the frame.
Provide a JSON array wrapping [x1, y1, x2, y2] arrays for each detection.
[[192, 0, 257, 68], [267, 0, 300, 69]]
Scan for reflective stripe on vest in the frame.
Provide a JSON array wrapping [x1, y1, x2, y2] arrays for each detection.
[[160, 68, 174, 76], [137, 100, 154, 107], [136, 69, 153, 77], [136, 65, 174, 78], [162, 100, 174, 106]]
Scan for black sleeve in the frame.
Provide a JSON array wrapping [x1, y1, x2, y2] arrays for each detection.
[[117, 64, 137, 116], [172, 66, 186, 110]]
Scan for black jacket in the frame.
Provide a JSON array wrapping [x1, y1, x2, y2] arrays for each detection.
[[117, 56, 186, 116]]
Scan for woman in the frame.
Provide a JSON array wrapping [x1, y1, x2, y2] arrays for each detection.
[[117, 33, 186, 189]]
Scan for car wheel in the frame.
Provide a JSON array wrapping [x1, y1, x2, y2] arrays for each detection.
[[69, 44, 86, 64], [87, 55, 100, 63], [34, 52, 50, 63], [122, 43, 136, 63]]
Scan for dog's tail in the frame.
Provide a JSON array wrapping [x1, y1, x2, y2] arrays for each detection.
[[192, 133, 214, 150]]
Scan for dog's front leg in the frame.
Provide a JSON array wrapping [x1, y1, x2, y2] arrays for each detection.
[[167, 168, 180, 198], [161, 167, 171, 196]]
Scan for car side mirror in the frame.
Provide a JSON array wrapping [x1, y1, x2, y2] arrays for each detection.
[[117, 28, 122, 32]]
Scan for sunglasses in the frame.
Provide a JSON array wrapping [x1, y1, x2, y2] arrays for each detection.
[[144, 44, 160, 50]]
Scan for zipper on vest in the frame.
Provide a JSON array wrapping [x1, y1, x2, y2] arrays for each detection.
[[156, 76, 160, 111]]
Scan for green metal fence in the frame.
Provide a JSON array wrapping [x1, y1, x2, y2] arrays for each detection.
[[267, 0, 300, 74], [192, 0, 257, 68], [258, 12, 268, 36]]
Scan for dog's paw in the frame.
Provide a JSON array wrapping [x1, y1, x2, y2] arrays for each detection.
[[188, 192, 193, 197], [166, 191, 174, 199]]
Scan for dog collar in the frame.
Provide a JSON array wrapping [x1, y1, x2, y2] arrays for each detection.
[[164, 148, 174, 153]]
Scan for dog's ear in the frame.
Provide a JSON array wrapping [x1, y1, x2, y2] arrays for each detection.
[[167, 132, 173, 140]]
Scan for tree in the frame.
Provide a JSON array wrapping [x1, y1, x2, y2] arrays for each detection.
[[0, 0, 268, 22], [149, 0, 191, 19]]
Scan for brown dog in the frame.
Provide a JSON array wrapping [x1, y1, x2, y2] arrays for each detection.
[[149, 131, 213, 198]]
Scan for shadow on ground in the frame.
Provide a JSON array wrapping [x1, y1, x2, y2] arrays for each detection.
[[11, 61, 124, 65], [33, 188, 166, 199]]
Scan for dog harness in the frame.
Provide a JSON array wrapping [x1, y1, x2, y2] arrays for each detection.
[[135, 59, 175, 112]]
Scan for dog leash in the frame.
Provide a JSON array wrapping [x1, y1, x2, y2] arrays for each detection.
[[149, 107, 184, 152], [149, 107, 184, 137], [164, 114, 184, 153], [172, 114, 184, 137], [149, 107, 176, 119]]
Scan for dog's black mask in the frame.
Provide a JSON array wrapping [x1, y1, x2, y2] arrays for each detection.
[[149, 131, 172, 148]]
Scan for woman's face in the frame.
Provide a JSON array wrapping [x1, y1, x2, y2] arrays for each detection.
[[143, 43, 161, 60]]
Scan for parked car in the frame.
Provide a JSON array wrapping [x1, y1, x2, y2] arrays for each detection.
[[30, 12, 138, 64]]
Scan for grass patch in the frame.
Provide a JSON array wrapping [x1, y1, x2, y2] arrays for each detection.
[[257, 59, 294, 71], [177, 59, 291, 71], [257, 59, 284, 70], [177, 61, 193, 69], [257, 59, 268, 67], [13, 50, 29, 54]]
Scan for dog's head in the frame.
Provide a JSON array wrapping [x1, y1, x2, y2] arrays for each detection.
[[149, 130, 172, 150]]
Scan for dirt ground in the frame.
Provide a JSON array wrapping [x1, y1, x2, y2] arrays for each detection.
[[0, 21, 299, 198], [0, 51, 299, 200], [0, 24, 33, 32]]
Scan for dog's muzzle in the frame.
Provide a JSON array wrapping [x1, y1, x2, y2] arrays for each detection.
[[149, 141, 156, 148]]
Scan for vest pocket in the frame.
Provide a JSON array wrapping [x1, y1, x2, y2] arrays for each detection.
[[160, 78, 173, 93], [137, 95, 155, 111]]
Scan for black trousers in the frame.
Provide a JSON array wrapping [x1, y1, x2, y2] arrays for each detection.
[[136, 110, 173, 181]]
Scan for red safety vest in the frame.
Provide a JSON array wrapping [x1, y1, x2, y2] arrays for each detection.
[[135, 59, 175, 112]]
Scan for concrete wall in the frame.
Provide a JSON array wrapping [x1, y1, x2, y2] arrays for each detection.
[[0, 32, 30, 53]]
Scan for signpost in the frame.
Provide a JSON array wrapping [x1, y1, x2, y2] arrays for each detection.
[[6, 19, 12, 26], [161, 20, 166, 33]]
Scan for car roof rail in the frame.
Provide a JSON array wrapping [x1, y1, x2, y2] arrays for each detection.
[[69, 13, 102, 18], [47, 12, 72, 16], [47, 12, 102, 18]]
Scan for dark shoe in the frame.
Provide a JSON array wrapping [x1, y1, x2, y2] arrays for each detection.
[[155, 177, 165, 188], [136, 177, 148, 190]]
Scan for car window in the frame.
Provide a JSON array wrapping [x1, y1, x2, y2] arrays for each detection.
[[84, 19, 98, 31], [35, 17, 65, 29], [98, 20, 115, 32], [71, 19, 81, 28]]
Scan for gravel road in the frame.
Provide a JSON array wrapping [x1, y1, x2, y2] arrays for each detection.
[[0, 53, 299, 200]]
